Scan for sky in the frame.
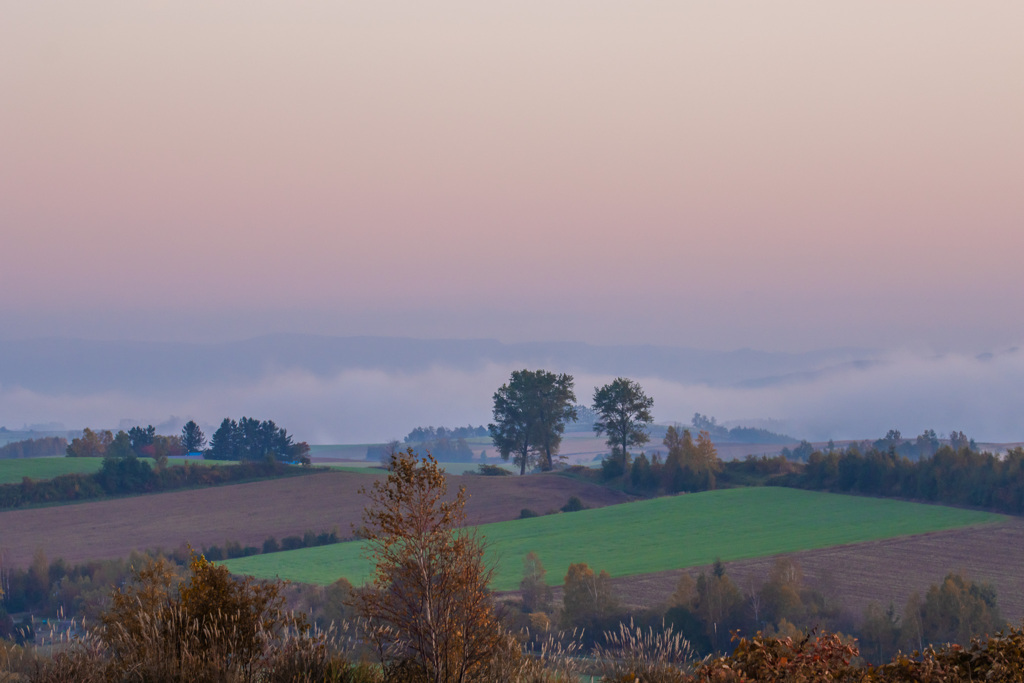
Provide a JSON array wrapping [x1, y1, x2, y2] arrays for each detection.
[[1, 0, 1022, 354]]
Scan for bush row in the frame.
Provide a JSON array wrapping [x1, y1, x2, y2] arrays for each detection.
[[0, 457, 301, 509]]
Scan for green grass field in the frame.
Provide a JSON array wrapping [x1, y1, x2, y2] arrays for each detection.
[[0, 456, 236, 485], [0, 457, 106, 484], [223, 487, 1004, 591]]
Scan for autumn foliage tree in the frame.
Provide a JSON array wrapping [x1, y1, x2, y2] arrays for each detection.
[[355, 448, 504, 682], [663, 426, 723, 492], [560, 562, 620, 633]]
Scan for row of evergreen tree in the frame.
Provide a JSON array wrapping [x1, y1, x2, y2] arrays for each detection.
[[205, 417, 310, 463]]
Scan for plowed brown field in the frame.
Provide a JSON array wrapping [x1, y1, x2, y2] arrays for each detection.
[[0, 470, 631, 567], [605, 518, 1024, 623]]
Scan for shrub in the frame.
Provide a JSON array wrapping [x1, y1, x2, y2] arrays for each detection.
[[97, 553, 348, 681], [697, 631, 860, 682], [477, 464, 512, 476], [561, 496, 586, 512], [281, 535, 304, 551], [519, 508, 540, 519]]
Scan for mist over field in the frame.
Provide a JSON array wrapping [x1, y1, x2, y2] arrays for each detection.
[[0, 336, 1020, 444]]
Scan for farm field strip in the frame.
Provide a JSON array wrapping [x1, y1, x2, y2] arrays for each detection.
[[0, 470, 629, 567], [0, 457, 106, 483], [608, 518, 1024, 624], [222, 487, 1003, 591]]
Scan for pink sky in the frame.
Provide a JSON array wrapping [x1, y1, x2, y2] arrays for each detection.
[[2, 1, 1022, 351]]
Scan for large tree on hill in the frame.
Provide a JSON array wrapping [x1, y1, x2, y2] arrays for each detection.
[[489, 369, 578, 475], [529, 371, 577, 471], [592, 377, 654, 460]]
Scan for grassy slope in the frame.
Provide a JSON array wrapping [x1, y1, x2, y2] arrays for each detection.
[[0, 457, 106, 483], [223, 487, 1003, 591]]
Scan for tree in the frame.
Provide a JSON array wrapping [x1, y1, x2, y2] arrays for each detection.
[[694, 431, 723, 489], [693, 562, 744, 652], [529, 372, 578, 471], [592, 377, 654, 460], [758, 558, 806, 627], [106, 430, 135, 460], [489, 369, 577, 475], [663, 426, 722, 491], [354, 448, 504, 682], [919, 571, 1004, 646], [520, 552, 552, 614], [128, 425, 156, 455], [181, 420, 206, 454], [861, 601, 901, 664], [65, 428, 113, 457], [560, 562, 619, 631], [207, 418, 238, 460]]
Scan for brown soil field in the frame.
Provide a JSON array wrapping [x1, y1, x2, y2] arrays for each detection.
[[0, 470, 631, 568], [603, 518, 1024, 624]]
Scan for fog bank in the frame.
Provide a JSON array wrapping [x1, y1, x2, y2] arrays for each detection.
[[0, 338, 1020, 444]]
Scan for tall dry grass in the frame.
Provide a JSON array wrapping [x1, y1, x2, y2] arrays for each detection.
[[592, 620, 697, 683]]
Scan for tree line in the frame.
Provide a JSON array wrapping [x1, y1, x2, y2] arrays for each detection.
[[0, 436, 67, 459], [404, 424, 489, 443], [66, 426, 186, 461], [63, 418, 309, 465], [779, 442, 1024, 515], [589, 421, 1024, 520], [0, 458, 296, 509]]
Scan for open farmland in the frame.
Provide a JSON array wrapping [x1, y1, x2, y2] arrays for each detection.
[[0, 457, 106, 484], [608, 517, 1024, 624], [222, 487, 1002, 591], [0, 469, 630, 567]]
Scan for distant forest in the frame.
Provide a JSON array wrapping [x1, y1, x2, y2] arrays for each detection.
[[0, 437, 67, 459], [689, 413, 796, 444], [403, 425, 489, 442]]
